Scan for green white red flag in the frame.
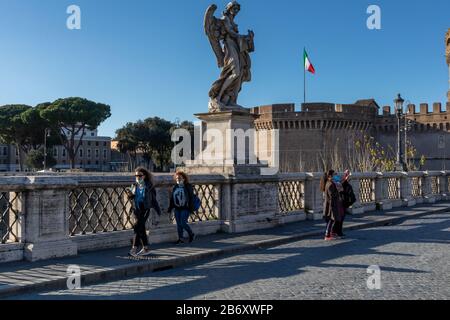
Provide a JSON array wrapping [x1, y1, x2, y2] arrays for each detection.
[[304, 49, 315, 74]]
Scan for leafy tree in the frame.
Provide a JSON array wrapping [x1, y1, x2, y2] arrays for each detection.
[[0, 104, 32, 170], [115, 122, 141, 171], [40, 97, 111, 169], [142, 117, 173, 171], [25, 149, 57, 171]]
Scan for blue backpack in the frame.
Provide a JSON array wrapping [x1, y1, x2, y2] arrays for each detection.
[[193, 194, 201, 212]]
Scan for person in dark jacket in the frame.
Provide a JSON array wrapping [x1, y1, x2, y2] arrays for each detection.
[[167, 171, 196, 244], [334, 170, 356, 238], [321, 169, 344, 241], [126, 167, 161, 257]]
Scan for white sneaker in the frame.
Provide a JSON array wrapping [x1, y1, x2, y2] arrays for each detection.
[[137, 248, 152, 256], [129, 248, 138, 257]]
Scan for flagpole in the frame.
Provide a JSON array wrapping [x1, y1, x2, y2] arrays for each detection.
[[304, 62, 306, 105], [303, 48, 306, 105]]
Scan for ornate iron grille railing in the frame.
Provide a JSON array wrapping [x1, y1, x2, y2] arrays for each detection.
[[68, 186, 134, 236], [278, 181, 305, 214], [188, 184, 220, 223], [359, 178, 375, 204], [411, 177, 423, 197], [0, 191, 21, 244], [387, 178, 401, 200], [431, 177, 440, 195]]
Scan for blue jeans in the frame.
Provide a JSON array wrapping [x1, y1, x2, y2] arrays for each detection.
[[175, 209, 193, 239]]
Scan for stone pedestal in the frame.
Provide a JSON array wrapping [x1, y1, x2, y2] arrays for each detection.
[[22, 177, 78, 262], [304, 173, 324, 220], [185, 110, 268, 176]]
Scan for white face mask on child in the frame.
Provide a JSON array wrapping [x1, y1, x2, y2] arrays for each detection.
[[176, 177, 184, 186]]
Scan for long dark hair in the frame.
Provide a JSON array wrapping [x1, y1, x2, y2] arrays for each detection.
[[134, 167, 154, 186], [320, 170, 335, 192]]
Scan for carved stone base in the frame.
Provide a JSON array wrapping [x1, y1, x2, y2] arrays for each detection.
[[208, 99, 249, 113]]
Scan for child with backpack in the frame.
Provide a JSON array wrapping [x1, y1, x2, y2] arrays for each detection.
[[167, 171, 200, 244]]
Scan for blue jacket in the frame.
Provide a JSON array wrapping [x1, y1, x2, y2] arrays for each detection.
[[129, 182, 161, 215]]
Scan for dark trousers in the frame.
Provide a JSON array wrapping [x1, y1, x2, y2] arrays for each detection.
[[174, 209, 193, 239], [134, 203, 150, 247], [325, 217, 335, 237], [333, 213, 346, 236]]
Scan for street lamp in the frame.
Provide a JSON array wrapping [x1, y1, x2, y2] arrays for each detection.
[[43, 128, 51, 171], [394, 94, 407, 172]]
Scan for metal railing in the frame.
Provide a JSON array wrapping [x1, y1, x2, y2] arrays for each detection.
[[0, 191, 21, 244], [278, 180, 305, 214], [359, 177, 376, 204], [387, 177, 401, 200], [411, 177, 423, 197]]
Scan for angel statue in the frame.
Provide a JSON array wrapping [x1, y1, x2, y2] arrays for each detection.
[[204, 1, 255, 113]]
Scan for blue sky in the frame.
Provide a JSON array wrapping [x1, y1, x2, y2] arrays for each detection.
[[0, 0, 449, 138]]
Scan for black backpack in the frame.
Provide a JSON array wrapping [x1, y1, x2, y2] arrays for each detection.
[[343, 182, 356, 207]]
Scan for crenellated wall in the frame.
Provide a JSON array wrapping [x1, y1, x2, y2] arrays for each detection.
[[252, 100, 450, 172]]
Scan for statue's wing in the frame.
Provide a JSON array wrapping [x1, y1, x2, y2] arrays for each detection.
[[204, 4, 224, 68]]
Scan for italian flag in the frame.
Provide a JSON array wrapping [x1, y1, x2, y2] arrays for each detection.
[[304, 49, 315, 74]]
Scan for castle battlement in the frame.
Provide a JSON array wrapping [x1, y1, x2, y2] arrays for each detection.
[[380, 102, 449, 116]]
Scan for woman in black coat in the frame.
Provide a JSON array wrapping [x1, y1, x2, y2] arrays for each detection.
[[126, 167, 161, 257], [321, 170, 344, 241]]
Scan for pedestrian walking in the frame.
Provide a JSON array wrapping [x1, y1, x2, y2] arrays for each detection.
[[321, 169, 345, 241], [167, 171, 196, 244], [334, 170, 356, 238], [126, 167, 161, 257]]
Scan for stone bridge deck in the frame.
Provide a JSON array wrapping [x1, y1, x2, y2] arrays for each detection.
[[1, 202, 449, 299]]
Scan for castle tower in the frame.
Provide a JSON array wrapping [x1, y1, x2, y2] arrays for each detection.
[[446, 28, 450, 102]]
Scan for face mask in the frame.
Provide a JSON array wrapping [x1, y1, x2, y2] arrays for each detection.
[[136, 175, 145, 186]]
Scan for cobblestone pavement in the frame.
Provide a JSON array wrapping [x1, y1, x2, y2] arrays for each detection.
[[10, 212, 450, 300]]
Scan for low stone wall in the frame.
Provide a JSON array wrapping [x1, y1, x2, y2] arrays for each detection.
[[0, 170, 449, 263]]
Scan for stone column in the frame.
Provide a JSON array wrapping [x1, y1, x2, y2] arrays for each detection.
[[304, 173, 324, 220], [219, 178, 233, 233], [347, 174, 364, 215], [22, 176, 78, 262], [422, 172, 436, 204], [438, 171, 449, 201], [401, 172, 416, 207], [375, 173, 392, 210]]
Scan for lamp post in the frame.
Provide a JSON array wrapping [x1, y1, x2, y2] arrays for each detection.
[[394, 94, 407, 172], [404, 100, 412, 169], [43, 128, 50, 171]]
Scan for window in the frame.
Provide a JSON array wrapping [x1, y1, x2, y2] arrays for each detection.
[[103, 142, 107, 147], [87, 149, 91, 158], [91, 132, 94, 136], [95, 141, 99, 147], [53, 148, 58, 157], [103, 149, 107, 159], [79, 149, 83, 158], [95, 149, 99, 158], [88, 141, 91, 146], [62, 149, 66, 157], [2, 147, 7, 156], [95, 160, 99, 165], [87, 160, 91, 165]]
